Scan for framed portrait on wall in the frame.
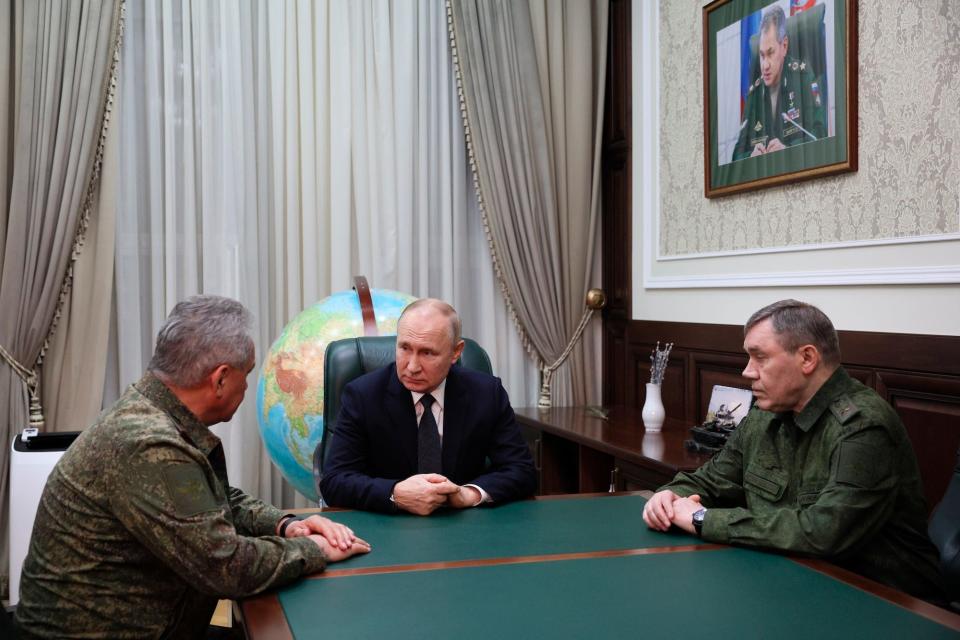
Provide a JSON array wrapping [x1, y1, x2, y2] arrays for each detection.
[[702, 0, 857, 198]]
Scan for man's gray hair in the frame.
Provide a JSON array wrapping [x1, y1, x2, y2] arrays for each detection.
[[148, 295, 254, 388], [745, 299, 841, 366], [761, 5, 788, 43], [399, 298, 462, 344]]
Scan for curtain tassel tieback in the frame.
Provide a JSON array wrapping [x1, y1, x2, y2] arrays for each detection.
[[537, 289, 607, 408], [0, 342, 45, 430]]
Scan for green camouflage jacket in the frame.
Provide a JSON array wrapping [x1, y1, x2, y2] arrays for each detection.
[[15, 373, 326, 639], [662, 367, 944, 602]]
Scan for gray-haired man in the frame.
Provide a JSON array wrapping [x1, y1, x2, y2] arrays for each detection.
[[16, 295, 370, 639]]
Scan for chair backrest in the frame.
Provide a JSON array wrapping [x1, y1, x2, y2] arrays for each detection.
[[312, 335, 492, 501], [929, 447, 960, 604]]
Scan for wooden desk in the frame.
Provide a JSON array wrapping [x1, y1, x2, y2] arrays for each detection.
[[514, 405, 713, 494], [238, 494, 960, 639]]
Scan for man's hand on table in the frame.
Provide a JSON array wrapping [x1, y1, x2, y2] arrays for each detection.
[[308, 534, 372, 562], [284, 515, 357, 550], [643, 490, 703, 534], [392, 473, 460, 515], [643, 489, 681, 531], [667, 495, 703, 535], [445, 485, 482, 509]]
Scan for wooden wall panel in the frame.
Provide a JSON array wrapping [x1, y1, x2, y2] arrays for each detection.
[[844, 367, 875, 387], [875, 371, 960, 511]]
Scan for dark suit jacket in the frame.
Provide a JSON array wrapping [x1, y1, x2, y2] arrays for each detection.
[[319, 363, 536, 512]]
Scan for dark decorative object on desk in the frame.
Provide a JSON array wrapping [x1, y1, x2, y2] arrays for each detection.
[[685, 385, 753, 453]]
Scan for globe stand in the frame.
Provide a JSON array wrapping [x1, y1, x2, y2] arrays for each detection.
[[353, 275, 379, 336]]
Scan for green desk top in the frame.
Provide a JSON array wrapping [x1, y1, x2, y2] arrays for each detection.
[[279, 548, 958, 639], [313, 494, 696, 569]]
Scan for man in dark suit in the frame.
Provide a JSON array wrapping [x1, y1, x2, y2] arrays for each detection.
[[320, 298, 536, 515]]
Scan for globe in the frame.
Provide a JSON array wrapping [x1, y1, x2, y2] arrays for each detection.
[[256, 288, 417, 501]]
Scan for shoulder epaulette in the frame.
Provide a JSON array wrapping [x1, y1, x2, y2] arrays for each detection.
[[830, 395, 860, 425]]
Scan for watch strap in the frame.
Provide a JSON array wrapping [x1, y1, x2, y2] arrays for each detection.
[[277, 514, 298, 537], [692, 508, 707, 536]]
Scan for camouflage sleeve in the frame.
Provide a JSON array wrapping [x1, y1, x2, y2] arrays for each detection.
[[227, 486, 285, 537], [110, 440, 327, 598], [702, 424, 898, 555], [659, 421, 748, 505]]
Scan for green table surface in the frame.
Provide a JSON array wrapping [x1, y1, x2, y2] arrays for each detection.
[[279, 548, 958, 639], [311, 494, 698, 569]]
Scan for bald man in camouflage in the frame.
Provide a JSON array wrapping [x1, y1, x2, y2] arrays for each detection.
[[15, 295, 370, 639]]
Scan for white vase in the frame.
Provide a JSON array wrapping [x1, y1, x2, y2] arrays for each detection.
[[641, 432, 665, 459], [642, 382, 665, 432]]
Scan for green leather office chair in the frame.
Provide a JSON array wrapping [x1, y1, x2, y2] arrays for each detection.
[[749, 4, 828, 109], [312, 335, 492, 503]]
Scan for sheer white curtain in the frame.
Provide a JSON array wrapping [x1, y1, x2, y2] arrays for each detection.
[[110, 0, 536, 507]]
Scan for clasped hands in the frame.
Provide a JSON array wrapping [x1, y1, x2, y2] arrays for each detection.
[[392, 473, 482, 516], [750, 137, 786, 157], [281, 514, 371, 562], [642, 490, 704, 535]]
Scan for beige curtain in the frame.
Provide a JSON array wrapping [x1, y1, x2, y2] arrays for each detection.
[[41, 106, 119, 433], [0, 0, 123, 591], [0, 1, 10, 257], [448, 0, 608, 405]]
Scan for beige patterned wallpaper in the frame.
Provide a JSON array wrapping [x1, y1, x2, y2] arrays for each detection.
[[659, 0, 960, 257]]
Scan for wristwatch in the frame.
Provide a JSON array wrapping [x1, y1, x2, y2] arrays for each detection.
[[692, 508, 707, 537]]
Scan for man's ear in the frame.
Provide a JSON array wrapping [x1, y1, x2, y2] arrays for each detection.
[[210, 364, 230, 396], [797, 344, 820, 376], [452, 339, 466, 363]]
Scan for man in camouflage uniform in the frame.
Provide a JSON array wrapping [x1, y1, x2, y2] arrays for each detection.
[[15, 295, 371, 639], [732, 5, 826, 161], [643, 300, 945, 603]]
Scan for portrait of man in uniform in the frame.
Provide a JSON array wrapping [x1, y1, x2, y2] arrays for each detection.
[[731, 3, 827, 161], [704, 0, 855, 196]]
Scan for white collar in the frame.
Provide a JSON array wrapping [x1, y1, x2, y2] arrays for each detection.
[[412, 378, 447, 409]]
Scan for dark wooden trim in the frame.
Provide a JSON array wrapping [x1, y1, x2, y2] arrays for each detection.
[[701, 0, 713, 198], [532, 490, 646, 500], [313, 544, 724, 580], [845, 0, 859, 174], [237, 593, 292, 640], [795, 558, 960, 632], [602, 0, 632, 407]]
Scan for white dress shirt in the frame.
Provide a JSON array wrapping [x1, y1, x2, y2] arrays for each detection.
[[412, 379, 490, 505]]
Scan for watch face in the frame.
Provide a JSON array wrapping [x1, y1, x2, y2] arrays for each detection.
[[693, 508, 706, 524]]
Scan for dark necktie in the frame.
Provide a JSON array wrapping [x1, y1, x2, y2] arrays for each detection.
[[417, 394, 441, 473]]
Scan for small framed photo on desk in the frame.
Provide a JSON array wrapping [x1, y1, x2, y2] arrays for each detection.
[[706, 385, 753, 425], [688, 385, 754, 454]]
